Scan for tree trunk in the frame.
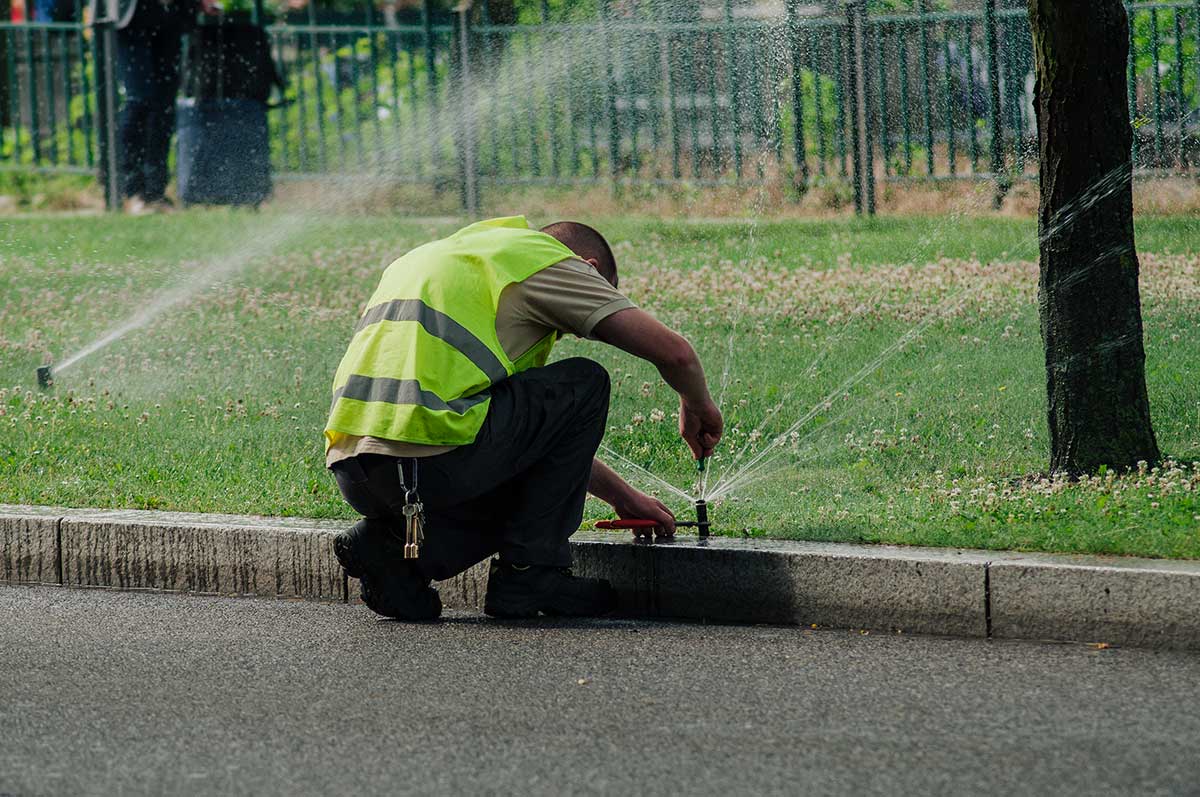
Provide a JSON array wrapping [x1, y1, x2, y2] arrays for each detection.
[[1028, 0, 1160, 474]]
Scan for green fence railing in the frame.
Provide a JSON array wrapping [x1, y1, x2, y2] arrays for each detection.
[[1, 0, 1198, 213]]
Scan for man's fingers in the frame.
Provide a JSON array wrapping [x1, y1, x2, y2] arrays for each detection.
[[654, 502, 676, 535]]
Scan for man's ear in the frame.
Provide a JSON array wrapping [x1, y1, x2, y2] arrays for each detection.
[[583, 257, 602, 272]]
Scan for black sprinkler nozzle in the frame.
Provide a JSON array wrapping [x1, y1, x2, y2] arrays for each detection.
[[695, 499, 709, 539], [36, 365, 52, 389]]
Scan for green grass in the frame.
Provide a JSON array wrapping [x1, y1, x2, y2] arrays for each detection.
[[2, 210, 1199, 558]]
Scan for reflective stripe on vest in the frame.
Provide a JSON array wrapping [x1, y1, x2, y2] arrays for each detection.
[[324, 216, 578, 450], [332, 374, 492, 415], [355, 298, 509, 384]]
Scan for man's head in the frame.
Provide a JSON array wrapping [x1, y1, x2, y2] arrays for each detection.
[[539, 221, 618, 288]]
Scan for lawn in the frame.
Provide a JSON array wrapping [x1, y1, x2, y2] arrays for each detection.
[[2, 210, 1198, 558]]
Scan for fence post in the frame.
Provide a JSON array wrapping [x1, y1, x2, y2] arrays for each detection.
[[844, 0, 864, 215], [984, 0, 1006, 207], [859, 0, 875, 215], [421, 0, 441, 175], [24, 27, 40, 163], [601, 0, 620, 187], [723, 0, 743, 180], [918, 0, 933, 175], [844, 0, 873, 214], [786, 0, 809, 188], [92, 17, 120, 210], [0, 0, 9, 132], [455, 2, 479, 214]]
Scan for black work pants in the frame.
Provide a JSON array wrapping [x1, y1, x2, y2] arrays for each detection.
[[116, 16, 184, 201], [333, 357, 611, 581]]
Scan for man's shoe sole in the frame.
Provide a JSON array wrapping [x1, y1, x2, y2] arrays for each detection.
[[483, 586, 618, 619], [483, 601, 618, 620]]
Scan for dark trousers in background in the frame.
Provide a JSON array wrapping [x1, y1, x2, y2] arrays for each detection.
[[333, 358, 611, 582], [116, 18, 184, 201]]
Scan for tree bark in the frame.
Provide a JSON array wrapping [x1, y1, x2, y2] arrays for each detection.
[[1028, 0, 1160, 474]]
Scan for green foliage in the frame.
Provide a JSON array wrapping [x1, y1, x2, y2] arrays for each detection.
[[1129, 3, 1199, 117], [212, 0, 292, 17], [8, 3, 1199, 185], [2, 212, 1199, 559], [0, 169, 95, 208]]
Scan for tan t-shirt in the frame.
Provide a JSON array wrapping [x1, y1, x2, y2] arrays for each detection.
[[326, 257, 634, 466]]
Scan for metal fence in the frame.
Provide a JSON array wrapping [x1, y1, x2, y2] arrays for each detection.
[[2, 0, 1198, 213]]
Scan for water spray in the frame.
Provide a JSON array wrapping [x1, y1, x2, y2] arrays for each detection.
[[36, 365, 52, 389]]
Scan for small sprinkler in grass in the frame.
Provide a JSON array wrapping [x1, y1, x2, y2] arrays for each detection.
[[36, 365, 53, 390], [694, 499, 709, 539]]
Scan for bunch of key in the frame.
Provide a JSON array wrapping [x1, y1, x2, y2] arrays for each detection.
[[402, 489, 424, 559]]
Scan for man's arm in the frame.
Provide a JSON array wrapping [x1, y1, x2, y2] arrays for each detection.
[[592, 307, 723, 459], [588, 458, 676, 536]]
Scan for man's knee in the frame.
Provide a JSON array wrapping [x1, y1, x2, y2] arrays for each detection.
[[555, 357, 610, 393], [552, 357, 609, 417]]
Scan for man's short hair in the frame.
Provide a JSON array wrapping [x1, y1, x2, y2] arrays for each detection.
[[539, 221, 618, 287]]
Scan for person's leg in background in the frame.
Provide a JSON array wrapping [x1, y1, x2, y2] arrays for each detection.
[[115, 24, 152, 204], [138, 21, 182, 204], [115, 13, 183, 209]]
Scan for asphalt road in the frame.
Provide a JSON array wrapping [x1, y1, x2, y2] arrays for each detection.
[[2, 586, 1199, 796]]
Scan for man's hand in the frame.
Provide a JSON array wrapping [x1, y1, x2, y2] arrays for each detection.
[[613, 489, 676, 539], [200, 0, 221, 14], [680, 396, 723, 460], [590, 459, 676, 538]]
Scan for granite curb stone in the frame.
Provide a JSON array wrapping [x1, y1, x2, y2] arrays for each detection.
[[0, 507, 64, 585], [988, 553, 1200, 648], [56, 510, 347, 601], [3, 505, 1199, 649], [571, 532, 989, 636]]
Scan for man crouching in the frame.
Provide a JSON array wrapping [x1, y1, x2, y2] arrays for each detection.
[[324, 216, 722, 620]]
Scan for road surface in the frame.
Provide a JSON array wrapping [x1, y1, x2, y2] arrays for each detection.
[[2, 585, 1198, 795]]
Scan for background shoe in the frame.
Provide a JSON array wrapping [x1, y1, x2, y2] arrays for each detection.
[[334, 519, 441, 621], [484, 559, 617, 619], [121, 197, 150, 216], [146, 198, 177, 214]]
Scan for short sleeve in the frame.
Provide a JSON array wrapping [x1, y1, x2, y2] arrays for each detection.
[[508, 258, 636, 338]]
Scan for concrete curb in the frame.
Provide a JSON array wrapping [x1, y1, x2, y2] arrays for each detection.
[[3, 504, 1199, 649]]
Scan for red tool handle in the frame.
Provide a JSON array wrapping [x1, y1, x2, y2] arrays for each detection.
[[595, 519, 661, 530]]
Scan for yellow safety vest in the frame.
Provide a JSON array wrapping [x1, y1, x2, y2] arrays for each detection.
[[324, 216, 578, 451]]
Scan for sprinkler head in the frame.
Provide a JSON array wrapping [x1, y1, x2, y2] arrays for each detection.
[[36, 365, 52, 390], [695, 499, 709, 539]]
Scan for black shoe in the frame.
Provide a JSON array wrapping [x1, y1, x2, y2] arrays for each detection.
[[483, 559, 618, 619], [333, 519, 441, 621]]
